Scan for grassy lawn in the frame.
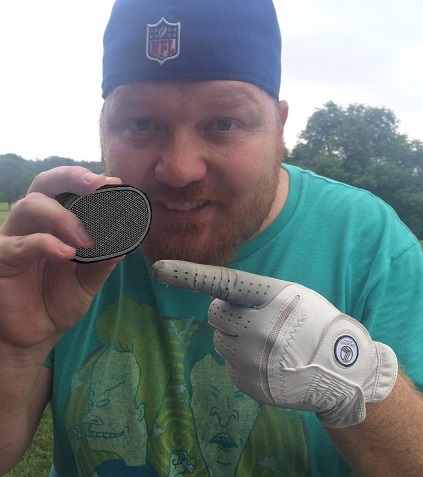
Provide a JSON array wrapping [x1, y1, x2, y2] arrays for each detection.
[[0, 202, 9, 226], [5, 407, 53, 477]]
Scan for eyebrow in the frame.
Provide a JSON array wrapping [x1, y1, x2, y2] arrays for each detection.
[[202, 93, 261, 111], [109, 84, 262, 112], [98, 379, 126, 397]]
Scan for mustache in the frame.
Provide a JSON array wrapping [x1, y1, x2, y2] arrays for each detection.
[[148, 183, 228, 204]]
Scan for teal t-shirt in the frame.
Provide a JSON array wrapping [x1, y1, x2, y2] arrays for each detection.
[[48, 165, 423, 477]]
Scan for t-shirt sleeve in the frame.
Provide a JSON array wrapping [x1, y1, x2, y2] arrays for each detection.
[[44, 347, 55, 369], [362, 240, 423, 391]]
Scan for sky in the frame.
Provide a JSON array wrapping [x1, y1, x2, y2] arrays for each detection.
[[0, 0, 422, 162]]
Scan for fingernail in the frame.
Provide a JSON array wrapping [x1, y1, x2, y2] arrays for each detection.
[[59, 243, 74, 255], [83, 172, 97, 184], [105, 176, 120, 183], [78, 225, 94, 245]]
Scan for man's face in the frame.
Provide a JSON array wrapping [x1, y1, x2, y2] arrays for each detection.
[[101, 80, 288, 265], [82, 349, 147, 464], [190, 355, 261, 476]]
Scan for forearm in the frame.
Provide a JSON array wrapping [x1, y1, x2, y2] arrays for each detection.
[[326, 371, 423, 476], [0, 168, 123, 475], [0, 363, 51, 475]]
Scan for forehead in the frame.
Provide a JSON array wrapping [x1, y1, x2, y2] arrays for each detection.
[[104, 80, 274, 114]]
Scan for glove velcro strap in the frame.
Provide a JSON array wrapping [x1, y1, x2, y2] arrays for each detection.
[[269, 365, 366, 427], [363, 342, 398, 402]]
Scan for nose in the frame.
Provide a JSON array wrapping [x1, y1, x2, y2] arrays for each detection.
[[82, 409, 103, 426], [154, 129, 207, 188], [210, 401, 240, 427]]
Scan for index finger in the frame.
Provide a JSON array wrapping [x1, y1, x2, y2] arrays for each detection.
[[28, 166, 122, 198], [151, 260, 284, 308]]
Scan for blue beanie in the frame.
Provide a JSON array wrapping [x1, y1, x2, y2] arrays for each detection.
[[102, 0, 281, 99]]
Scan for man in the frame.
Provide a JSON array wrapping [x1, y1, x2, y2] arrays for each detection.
[[0, 1, 422, 476]]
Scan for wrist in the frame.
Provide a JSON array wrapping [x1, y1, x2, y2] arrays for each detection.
[[0, 336, 58, 369]]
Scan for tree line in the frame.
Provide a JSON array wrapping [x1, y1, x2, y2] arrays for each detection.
[[0, 155, 103, 209], [0, 102, 422, 238]]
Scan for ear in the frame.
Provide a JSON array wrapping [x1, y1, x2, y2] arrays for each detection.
[[136, 402, 146, 421], [277, 100, 289, 128]]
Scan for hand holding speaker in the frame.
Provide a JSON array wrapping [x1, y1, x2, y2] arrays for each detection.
[[0, 167, 132, 361]]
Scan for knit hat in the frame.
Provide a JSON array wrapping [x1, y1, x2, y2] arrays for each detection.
[[102, 0, 281, 99]]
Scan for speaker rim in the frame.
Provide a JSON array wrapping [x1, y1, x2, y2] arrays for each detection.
[[66, 185, 152, 263]]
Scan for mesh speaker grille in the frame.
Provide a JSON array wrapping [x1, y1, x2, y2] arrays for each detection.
[[69, 187, 151, 262]]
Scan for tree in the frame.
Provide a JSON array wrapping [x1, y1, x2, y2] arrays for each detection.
[[288, 102, 423, 238], [30, 156, 104, 175], [0, 155, 104, 210], [0, 154, 36, 209]]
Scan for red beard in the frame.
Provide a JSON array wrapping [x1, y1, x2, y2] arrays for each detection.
[[141, 162, 282, 266]]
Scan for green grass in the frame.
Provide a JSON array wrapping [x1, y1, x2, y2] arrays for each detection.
[[0, 202, 9, 226], [5, 407, 53, 476]]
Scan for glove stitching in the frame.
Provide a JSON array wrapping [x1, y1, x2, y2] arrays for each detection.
[[279, 294, 306, 367], [370, 342, 381, 401], [274, 295, 305, 400], [259, 297, 300, 403]]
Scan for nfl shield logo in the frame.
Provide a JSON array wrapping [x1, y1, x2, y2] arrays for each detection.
[[146, 18, 181, 65]]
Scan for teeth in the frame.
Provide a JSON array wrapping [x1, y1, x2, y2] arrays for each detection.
[[88, 430, 125, 438], [163, 201, 205, 211]]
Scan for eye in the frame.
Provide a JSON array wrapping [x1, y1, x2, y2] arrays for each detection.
[[208, 119, 238, 132], [234, 391, 246, 399], [128, 118, 157, 132], [96, 399, 110, 408]]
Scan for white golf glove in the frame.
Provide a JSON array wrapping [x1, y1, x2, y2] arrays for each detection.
[[152, 260, 397, 428]]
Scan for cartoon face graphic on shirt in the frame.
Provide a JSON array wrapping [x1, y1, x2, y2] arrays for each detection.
[[189, 354, 261, 476], [82, 348, 148, 467]]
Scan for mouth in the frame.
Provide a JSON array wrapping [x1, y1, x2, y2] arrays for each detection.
[[87, 430, 125, 439], [154, 200, 215, 223], [160, 200, 209, 212], [209, 432, 238, 450]]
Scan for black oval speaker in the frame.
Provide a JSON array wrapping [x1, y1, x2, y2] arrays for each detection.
[[56, 184, 151, 263]]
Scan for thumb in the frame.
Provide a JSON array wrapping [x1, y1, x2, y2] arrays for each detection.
[[151, 260, 286, 308]]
